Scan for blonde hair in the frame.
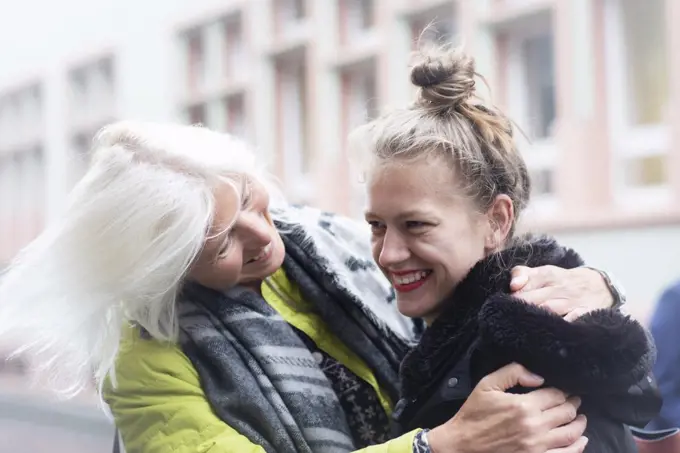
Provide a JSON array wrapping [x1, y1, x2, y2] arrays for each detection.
[[0, 121, 282, 396], [351, 45, 531, 235]]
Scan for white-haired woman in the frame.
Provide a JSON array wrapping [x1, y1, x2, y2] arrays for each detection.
[[0, 121, 623, 453]]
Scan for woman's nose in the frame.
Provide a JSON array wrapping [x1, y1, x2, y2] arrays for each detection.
[[378, 231, 410, 268], [237, 212, 272, 248]]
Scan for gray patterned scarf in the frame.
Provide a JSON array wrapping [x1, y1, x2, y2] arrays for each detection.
[[178, 205, 421, 453]]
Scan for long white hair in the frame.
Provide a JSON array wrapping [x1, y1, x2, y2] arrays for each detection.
[[0, 121, 280, 397]]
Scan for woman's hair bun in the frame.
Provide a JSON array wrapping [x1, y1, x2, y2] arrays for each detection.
[[410, 46, 477, 109]]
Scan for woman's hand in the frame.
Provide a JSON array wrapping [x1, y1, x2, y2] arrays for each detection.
[[427, 363, 588, 453], [510, 265, 614, 321]]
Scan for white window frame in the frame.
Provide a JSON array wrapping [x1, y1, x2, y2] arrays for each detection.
[[524, 142, 559, 215], [223, 17, 246, 80], [277, 0, 309, 38], [505, 23, 557, 144], [24, 85, 43, 139], [344, 0, 376, 45], [345, 66, 378, 219], [503, 17, 558, 210], [603, 0, 670, 207], [225, 93, 247, 139], [184, 29, 207, 93], [279, 60, 312, 202], [89, 58, 114, 120]]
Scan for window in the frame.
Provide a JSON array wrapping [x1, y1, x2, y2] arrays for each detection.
[[345, 67, 378, 129], [70, 68, 89, 110], [342, 0, 374, 43], [225, 94, 247, 139], [0, 83, 44, 259], [187, 104, 207, 125], [186, 29, 205, 91], [95, 58, 114, 99], [530, 168, 555, 197], [0, 84, 43, 142], [223, 17, 245, 79], [95, 58, 114, 92], [522, 33, 556, 139], [13, 153, 29, 245], [29, 146, 46, 237], [286, 0, 306, 21], [68, 56, 116, 125], [620, 0, 668, 125], [11, 147, 45, 244], [0, 84, 45, 256], [24, 85, 42, 135], [276, 0, 306, 32], [0, 99, 8, 142], [410, 7, 457, 47], [624, 155, 667, 187], [70, 133, 91, 186], [501, 11, 556, 143], [605, 0, 669, 194], [343, 63, 378, 217], [278, 57, 310, 180]]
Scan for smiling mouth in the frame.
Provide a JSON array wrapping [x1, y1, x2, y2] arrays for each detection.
[[246, 243, 273, 264], [391, 270, 432, 292]]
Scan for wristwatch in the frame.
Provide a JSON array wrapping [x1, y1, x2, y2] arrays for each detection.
[[586, 267, 627, 310]]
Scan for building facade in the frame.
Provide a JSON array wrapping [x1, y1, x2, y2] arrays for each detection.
[[0, 0, 678, 446]]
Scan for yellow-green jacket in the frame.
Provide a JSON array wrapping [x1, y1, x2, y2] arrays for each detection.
[[104, 268, 420, 453]]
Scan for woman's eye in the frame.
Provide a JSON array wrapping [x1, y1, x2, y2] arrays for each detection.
[[216, 238, 233, 260], [241, 190, 252, 209], [405, 221, 428, 229], [367, 221, 385, 233]]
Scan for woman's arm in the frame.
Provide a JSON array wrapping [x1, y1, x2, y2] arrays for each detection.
[[427, 364, 588, 453], [510, 265, 624, 320], [104, 329, 266, 453], [104, 328, 418, 453], [106, 331, 588, 452]]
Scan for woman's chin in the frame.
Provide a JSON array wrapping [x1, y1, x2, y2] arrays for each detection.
[[397, 298, 438, 320]]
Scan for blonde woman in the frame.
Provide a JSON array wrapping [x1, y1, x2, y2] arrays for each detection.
[[352, 46, 660, 453]]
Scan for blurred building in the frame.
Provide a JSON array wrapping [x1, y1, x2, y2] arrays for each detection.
[[0, 0, 678, 449]]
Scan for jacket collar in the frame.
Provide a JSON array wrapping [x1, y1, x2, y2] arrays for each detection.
[[400, 235, 654, 402]]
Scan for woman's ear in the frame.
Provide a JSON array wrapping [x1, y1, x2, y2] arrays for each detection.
[[484, 194, 515, 250]]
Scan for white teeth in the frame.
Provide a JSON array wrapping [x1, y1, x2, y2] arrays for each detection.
[[250, 244, 271, 263], [393, 271, 430, 285]]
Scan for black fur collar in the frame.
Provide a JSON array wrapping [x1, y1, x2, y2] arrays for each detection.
[[400, 236, 654, 401]]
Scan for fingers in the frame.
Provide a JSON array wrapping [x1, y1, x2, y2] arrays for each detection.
[[563, 307, 589, 322], [515, 286, 567, 308], [518, 292, 591, 320], [477, 363, 544, 392], [544, 415, 588, 451], [536, 297, 575, 315], [510, 266, 530, 292], [524, 387, 571, 411], [547, 436, 589, 453], [541, 396, 582, 426], [511, 265, 559, 293]]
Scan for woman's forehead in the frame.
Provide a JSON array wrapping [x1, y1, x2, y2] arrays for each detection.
[[204, 182, 241, 243]]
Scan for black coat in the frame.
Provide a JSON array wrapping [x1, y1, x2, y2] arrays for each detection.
[[393, 236, 662, 453]]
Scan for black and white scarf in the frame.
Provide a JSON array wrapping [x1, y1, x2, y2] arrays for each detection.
[[178, 205, 421, 453]]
